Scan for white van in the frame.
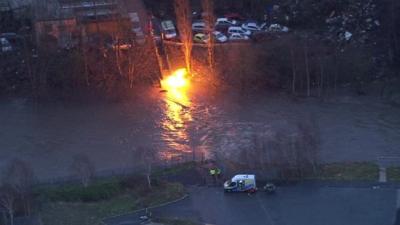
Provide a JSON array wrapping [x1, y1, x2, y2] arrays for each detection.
[[224, 174, 257, 193]]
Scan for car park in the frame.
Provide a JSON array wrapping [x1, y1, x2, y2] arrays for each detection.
[[228, 33, 249, 41], [161, 20, 177, 39], [227, 26, 251, 36]]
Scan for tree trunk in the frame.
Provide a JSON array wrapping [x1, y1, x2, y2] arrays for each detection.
[[192, 146, 196, 161], [390, 0, 399, 63], [290, 48, 297, 95], [146, 164, 152, 189], [2, 211, 7, 225], [318, 57, 324, 98], [333, 51, 338, 94], [9, 208, 13, 225], [304, 45, 310, 97]]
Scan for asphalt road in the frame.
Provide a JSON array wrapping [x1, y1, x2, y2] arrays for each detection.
[[104, 182, 398, 225]]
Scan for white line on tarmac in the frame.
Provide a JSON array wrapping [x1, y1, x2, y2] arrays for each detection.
[[397, 189, 400, 209], [379, 167, 387, 183], [256, 195, 276, 225]]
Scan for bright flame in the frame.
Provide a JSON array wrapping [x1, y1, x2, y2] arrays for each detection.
[[161, 68, 189, 89]]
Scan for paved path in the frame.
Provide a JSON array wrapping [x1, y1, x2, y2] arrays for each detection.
[[104, 182, 397, 225]]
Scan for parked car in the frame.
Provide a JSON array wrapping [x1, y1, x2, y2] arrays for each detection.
[[215, 17, 237, 26], [215, 17, 237, 32], [161, 20, 177, 39], [0, 37, 12, 52], [193, 33, 209, 44], [242, 22, 261, 32], [149, 18, 162, 41], [227, 26, 251, 36], [212, 31, 228, 43], [129, 12, 145, 44], [228, 33, 249, 41], [192, 21, 212, 33], [0, 33, 19, 44], [268, 24, 289, 33]]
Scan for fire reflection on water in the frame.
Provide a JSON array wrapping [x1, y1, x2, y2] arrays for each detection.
[[160, 68, 193, 161]]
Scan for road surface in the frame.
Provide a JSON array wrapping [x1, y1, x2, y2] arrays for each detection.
[[104, 182, 398, 225]]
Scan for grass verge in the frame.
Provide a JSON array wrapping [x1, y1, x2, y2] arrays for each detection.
[[387, 167, 400, 182], [39, 181, 185, 225], [313, 162, 379, 181], [153, 162, 197, 177]]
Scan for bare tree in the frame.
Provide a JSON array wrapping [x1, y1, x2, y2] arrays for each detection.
[[71, 154, 95, 187], [137, 146, 158, 190], [304, 44, 311, 97], [0, 185, 16, 225], [318, 56, 325, 98], [296, 121, 320, 174], [202, 0, 215, 70], [174, 0, 193, 72], [290, 48, 297, 95], [2, 159, 35, 216]]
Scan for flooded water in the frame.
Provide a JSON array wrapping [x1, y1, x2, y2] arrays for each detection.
[[1, 82, 400, 180]]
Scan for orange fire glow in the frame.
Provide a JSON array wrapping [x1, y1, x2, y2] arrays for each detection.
[[161, 68, 189, 90], [160, 68, 192, 160]]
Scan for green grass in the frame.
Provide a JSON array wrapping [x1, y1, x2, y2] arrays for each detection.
[[38, 178, 123, 202], [153, 162, 197, 177], [39, 182, 186, 225], [314, 162, 379, 181], [387, 167, 400, 182]]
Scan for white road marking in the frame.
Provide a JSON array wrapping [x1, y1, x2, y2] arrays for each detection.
[[379, 167, 387, 183], [256, 195, 276, 225], [396, 189, 400, 209]]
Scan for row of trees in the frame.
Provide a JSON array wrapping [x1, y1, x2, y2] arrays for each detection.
[[210, 33, 375, 97]]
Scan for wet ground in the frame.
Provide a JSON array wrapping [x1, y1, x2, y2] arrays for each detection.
[[104, 183, 398, 225], [1, 83, 400, 180]]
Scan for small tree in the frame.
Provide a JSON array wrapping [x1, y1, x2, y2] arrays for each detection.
[[174, 0, 193, 71], [3, 159, 35, 216], [71, 154, 95, 187], [0, 185, 16, 225], [137, 146, 157, 190]]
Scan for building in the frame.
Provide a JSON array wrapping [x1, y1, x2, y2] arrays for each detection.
[[33, 0, 148, 49]]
